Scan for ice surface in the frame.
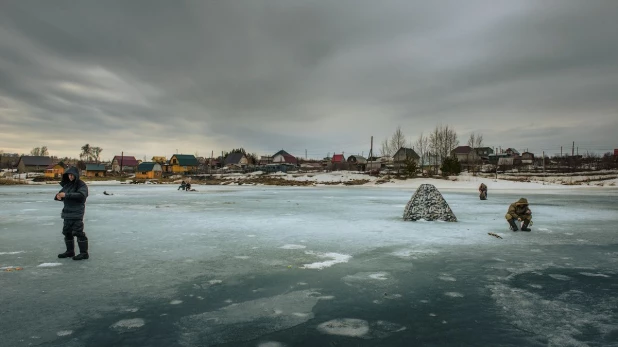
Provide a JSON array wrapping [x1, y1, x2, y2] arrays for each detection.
[[1, 184, 617, 346]]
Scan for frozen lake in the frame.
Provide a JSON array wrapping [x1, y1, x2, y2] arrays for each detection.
[[1, 184, 617, 346]]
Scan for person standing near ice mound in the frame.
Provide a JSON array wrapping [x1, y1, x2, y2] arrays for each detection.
[[505, 198, 532, 232], [55, 166, 90, 260], [479, 183, 488, 200]]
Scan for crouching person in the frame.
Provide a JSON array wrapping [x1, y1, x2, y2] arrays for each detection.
[[55, 166, 90, 260], [505, 198, 532, 232]]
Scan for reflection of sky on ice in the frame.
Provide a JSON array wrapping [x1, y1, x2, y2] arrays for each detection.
[[0, 185, 617, 346]]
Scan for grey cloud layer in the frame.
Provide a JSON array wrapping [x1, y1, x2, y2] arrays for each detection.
[[1, 0, 616, 158]]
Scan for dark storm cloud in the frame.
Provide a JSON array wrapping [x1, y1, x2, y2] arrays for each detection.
[[1, 0, 617, 158]]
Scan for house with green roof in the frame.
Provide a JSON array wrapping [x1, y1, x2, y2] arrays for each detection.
[[169, 154, 198, 174], [136, 162, 162, 179], [84, 163, 107, 178]]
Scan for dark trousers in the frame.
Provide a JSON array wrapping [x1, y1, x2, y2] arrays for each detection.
[[62, 219, 87, 241]]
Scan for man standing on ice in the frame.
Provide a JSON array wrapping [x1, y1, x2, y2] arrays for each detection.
[[55, 166, 90, 260], [505, 198, 532, 232]]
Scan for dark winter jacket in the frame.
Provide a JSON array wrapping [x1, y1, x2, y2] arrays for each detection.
[[55, 166, 88, 220], [506, 198, 531, 219]]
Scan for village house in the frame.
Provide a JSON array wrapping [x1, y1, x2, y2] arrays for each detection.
[[84, 163, 107, 178], [44, 162, 66, 178], [272, 150, 297, 165], [111, 155, 139, 173], [168, 154, 198, 174], [330, 153, 347, 171], [16, 156, 52, 173], [224, 152, 248, 168], [393, 147, 420, 171], [451, 146, 481, 163], [135, 162, 162, 179]]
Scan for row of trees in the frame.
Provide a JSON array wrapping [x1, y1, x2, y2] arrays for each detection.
[[381, 124, 464, 175]]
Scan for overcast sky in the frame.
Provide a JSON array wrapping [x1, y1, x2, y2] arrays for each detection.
[[1, 0, 617, 160]]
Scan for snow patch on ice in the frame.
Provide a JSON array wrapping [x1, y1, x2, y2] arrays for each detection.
[[279, 244, 306, 250], [438, 276, 456, 282], [0, 251, 25, 255], [257, 342, 286, 347], [301, 251, 351, 269], [170, 300, 183, 305], [234, 256, 250, 260], [444, 292, 464, 298], [548, 274, 571, 281], [110, 318, 145, 332], [38, 263, 62, 267], [56, 330, 73, 336], [580, 272, 610, 278], [317, 318, 369, 337], [368, 272, 388, 280]]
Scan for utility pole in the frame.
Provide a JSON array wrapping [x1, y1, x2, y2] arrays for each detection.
[[305, 149, 307, 159], [121, 151, 124, 173], [542, 150, 545, 184], [572, 141, 574, 157]]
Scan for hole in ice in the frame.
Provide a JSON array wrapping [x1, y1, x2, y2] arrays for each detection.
[[317, 318, 369, 337]]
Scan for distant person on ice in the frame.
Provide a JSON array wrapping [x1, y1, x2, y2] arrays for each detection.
[[54, 167, 90, 260], [479, 183, 488, 200], [505, 198, 532, 231], [178, 180, 187, 190]]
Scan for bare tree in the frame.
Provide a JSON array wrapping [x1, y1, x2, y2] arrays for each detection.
[[30, 147, 41, 156], [415, 132, 429, 175], [429, 124, 459, 162], [91, 147, 103, 162], [380, 139, 392, 157], [389, 126, 406, 154]]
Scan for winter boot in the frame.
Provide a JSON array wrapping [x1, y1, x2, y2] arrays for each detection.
[[508, 219, 518, 231], [73, 238, 89, 260], [58, 239, 75, 258], [521, 220, 531, 232]]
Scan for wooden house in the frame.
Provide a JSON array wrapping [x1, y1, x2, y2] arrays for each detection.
[[84, 164, 106, 178], [16, 156, 52, 173], [44, 162, 66, 178], [393, 147, 420, 171], [136, 162, 162, 179], [112, 155, 139, 172], [169, 154, 198, 174], [272, 150, 297, 165], [224, 152, 248, 167], [451, 146, 480, 163]]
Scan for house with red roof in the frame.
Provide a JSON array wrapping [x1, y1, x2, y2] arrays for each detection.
[[112, 155, 139, 172], [331, 154, 346, 163], [272, 150, 298, 165]]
